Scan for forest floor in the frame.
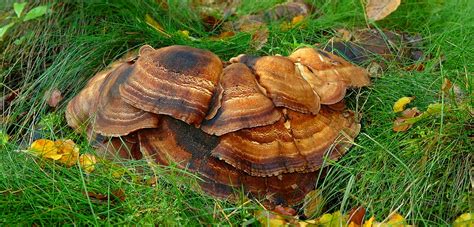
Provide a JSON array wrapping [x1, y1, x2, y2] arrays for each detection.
[[0, 0, 472, 225]]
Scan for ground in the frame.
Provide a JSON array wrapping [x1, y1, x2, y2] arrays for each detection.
[[0, 0, 472, 225]]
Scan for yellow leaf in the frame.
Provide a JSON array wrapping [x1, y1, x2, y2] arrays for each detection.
[[425, 103, 443, 115], [79, 153, 97, 173], [365, 0, 401, 21], [362, 216, 375, 227], [348, 222, 359, 227], [30, 139, 62, 160], [255, 210, 287, 227], [393, 97, 414, 113], [386, 213, 406, 226], [453, 213, 473, 227], [318, 211, 346, 227], [145, 14, 170, 37], [55, 139, 79, 167], [291, 15, 305, 25]]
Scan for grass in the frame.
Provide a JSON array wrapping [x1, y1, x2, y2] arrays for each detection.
[[1, 0, 472, 225]]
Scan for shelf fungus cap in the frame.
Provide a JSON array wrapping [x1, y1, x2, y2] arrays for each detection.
[[212, 106, 360, 177], [201, 63, 281, 136], [232, 54, 320, 114], [120, 45, 223, 125], [65, 64, 112, 131], [289, 47, 370, 87], [138, 116, 317, 206], [94, 62, 159, 137], [295, 62, 347, 105]]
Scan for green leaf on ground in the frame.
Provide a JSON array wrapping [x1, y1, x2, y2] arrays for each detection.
[[13, 2, 27, 18], [0, 22, 16, 40], [23, 5, 49, 21]]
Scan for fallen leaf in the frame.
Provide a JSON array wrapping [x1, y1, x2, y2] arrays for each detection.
[[393, 97, 415, 113], [425, 103, 443, 115], [393, 107, 421, 132], [255, 210, 287, 227], [441, 78, 452, 94], [385, 212, 407, 226], [146, 176, 158, 186], [46, 89, 63, 108], [55, 139, 79, 167], [112, 188, 126, 202], [453, 213, 473, 227], [367, 62, 383, 78], [348, 206, 366, 226], [291, 15, 305, 25], [336, 28, 352, 41], [273, 205, 297, 216], [365, 0, 401, 21], [318, 211, 346, 227], [363, 216, 375, 227], [79, 153, 97, 173], [404, 63, 425, 72], [30, 139, 62, 160], [13, 2, 27, 18], [298, 219, 317, 227], [250, 27, 269, 51], [86, 191, 108, 200], [23, 5, 49, 22], [304, 190, 323, 218], [0, 22, 16, 41]]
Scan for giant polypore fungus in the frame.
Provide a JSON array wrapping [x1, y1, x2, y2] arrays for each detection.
[[65, 45, 369, 206]]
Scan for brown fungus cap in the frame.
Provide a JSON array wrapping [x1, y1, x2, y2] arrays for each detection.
[[295, 62, 347, 105], [212, 106, 360, 177], [65, 67, 110, 131], [231, 54, 320, 114], [120, 45, 223, 125], [289, 47, 370, 88], [94, 62, 159, 137], [201, 63, 281, 136], [96, 133, 142, 161], [138, 116, 316, 206]]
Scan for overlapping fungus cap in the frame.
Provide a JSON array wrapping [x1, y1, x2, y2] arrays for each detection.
[[94, 61, 159, 136], [119, 45, 223, 125], [289, 47, 370, 88], [138, 116, 317, 206], [201, 63, 281, 136], [231, 54, 321, 114], [66, 44, 369, 206], [65, 66, 110, 131], [213, 106, 359, 177]]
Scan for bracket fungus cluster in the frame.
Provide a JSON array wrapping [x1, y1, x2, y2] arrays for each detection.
[[66, 45, 370, 206]]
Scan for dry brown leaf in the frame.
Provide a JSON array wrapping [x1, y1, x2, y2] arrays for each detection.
[[366, 0, 401, 21], [85, 189, 125, 203], [442, 78, 453, 94], [348, 206, 366, 226], [393, 107, 421, 132], [46, 89, 63, 108]]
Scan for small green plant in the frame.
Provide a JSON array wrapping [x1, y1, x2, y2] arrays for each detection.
[[0, 2, 50, 42]]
